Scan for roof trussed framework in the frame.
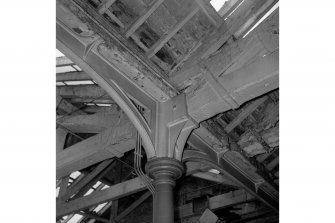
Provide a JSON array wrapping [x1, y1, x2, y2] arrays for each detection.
[[56, 0, 279, 222]]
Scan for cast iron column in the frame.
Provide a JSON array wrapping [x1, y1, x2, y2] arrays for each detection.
[[146, 157, 184, 223]]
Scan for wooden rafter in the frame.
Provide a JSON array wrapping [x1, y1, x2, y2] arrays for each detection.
[[192, 172, 239, 187], [58, 176, 70, 198], [146, 7, 200, 58], [57, 71, 91, 82], [56, 128, 68, 154], [72, 162, 115, 200], [61, 159, 114, 201], [224, 96, 268, 133], [56, 121, 136, 179], [125, 0, 165, 38], [56, 177, 148, 217]]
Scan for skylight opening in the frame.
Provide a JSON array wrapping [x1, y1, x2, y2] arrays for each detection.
[[64, 80, 95, 86], [210, 0, 229, 11], [56, 187, 60, 197], [209, 169, 220, 174], [70, 171, 81, 179], [84, 188, 94, 196], [56, 82, 66, 86], [93, 202, 108, 213], [57, 66, 77, 74], [84, 102, 113, 107], [96, 103, 112, 107], [102, 184, 110, 190], [242, 2, 279, 38], [66, 214, 83, 223], [72, 65, 82, 71], [84, 103, 96, 106], [92, 181, 102, 189], [56, 49, 65, 58]]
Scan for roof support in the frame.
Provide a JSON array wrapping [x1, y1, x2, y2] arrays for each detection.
[[146, 7, 200, 58], [224, 96, 268, 133], [57, 71, 91, 82], [56, 177, 147, 218], [192, 172, 238, 187], [56, 10, 157, 158], [57, 85, 107, 100], [56, 120, 136, 179], [177, 189, 254, 218], [185, 133, 279, 212], [72, 161, 116, 200], [61, 159, 114, 201], [56, 128, 68, 154], [58, 176, 70, 198], [209, 189, 254, 210], [57, 108, 121, 133], [125, 0, 165, 38]]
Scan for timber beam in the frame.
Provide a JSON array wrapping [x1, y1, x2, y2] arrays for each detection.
[[185, 133, 279, 212], [61, 159, 114, 201], [56, 177, 148, 218], [57, 105, 122, 133], [57, 71, 91, 82], [56, 117, 136, 179]]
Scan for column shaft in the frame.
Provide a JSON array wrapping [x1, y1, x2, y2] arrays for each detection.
[[146, 157, 184, 223], [153, 182, 174, 223]]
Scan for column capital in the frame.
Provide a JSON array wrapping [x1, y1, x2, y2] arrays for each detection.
[[145, 157, 184, 186]]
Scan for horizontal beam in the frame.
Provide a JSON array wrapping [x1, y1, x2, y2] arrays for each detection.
[[57, 85, 107, 100], [56, 119, 136, 179], [56, 71, 91, 82], [69, 98, 114, 105], [177, 189, 254, 218], [57, 105, 122, 133], [218, 49, 279, 104], [56, 177, 147, 217], [186, 49, 279, 122], [171, 7, 278, 89], [192, 172, 238, 187], [209, 189, 254, 210]]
